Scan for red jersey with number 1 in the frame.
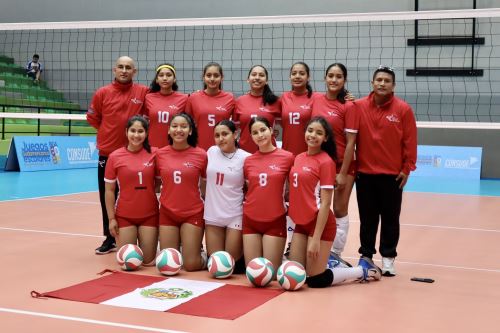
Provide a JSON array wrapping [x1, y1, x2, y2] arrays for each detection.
[[185, 90, 235, 151], [234, 93, 282, 153], [142, 91, 188, 148], [243, 148, 294, 222], [280, 91, 321, 156], [288, 151, 336, 224], [104, 147, 158, 219], [155, 145, 207, 218]]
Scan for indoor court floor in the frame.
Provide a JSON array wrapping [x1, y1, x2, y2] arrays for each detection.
[[1, 168, 499, 333]]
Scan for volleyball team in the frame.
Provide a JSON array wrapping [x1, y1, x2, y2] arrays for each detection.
[[87, 56, 417, 289]]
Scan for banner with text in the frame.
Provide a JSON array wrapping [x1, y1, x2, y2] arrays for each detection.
[[414, 145, 482, 179], [5, 136, 98, 171]]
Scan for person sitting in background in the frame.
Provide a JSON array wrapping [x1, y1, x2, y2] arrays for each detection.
[[26, 54, 43, 83]]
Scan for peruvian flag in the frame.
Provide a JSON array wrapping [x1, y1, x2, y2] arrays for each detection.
[[35, 271, 283, 320]]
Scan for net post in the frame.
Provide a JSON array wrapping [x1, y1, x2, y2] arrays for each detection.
[[1, 105, 5, 140], [68, 109, 72, 136], [471, 0, 477, 72], [37, 107, 41, 136], [414, 0, 419, 72]]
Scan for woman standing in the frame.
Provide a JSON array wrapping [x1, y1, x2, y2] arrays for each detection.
[[156, 113, 207, 271], [312, 63, 359, 266], [185, 62, 235, 151], [204, 120, 250, 267], [234, 65, 281, 153], [242, 117, 294, 272], [142, 63, 188, 148], [105, 115, 158, 265]]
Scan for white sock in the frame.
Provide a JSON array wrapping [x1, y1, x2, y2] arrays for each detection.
[[331, 215, 350, 255], [330, 266, 363, 285], [285, 215, 295, 249]]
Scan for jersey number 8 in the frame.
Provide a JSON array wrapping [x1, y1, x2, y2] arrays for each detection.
[[258, 173, 267, 187]]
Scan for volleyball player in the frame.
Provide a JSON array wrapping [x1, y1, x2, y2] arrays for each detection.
[[204, 120, 251, 270], [142, 63, 188, 148], [311, 63, 359, 267], [355, 66, 417, 276], [87, 56, 149, 254], [242, 117, 294, 272], [234, 65, 281, 153], [104, 116, 158, 265], [155, 113, 208, 271], [185, 62, 235, 151], [288, 116, 381, 288]]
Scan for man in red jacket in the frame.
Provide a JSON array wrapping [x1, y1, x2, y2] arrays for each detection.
[[87, 56, 149, 254], [355, 66, 417, 276]]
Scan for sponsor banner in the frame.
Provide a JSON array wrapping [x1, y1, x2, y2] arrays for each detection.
[[414, 145, 482, 179], [5, 136, 98, 171]]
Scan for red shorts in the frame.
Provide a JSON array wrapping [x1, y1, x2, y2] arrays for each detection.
[[336, 159, 357, 177], [242, 214, 287, 238], [293, 210, 336, 241], [116, 214, 158, 228], [159, 206, 205, 228]]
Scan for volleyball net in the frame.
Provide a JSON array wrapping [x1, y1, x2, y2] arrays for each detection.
[[1, 8, 500, 123]]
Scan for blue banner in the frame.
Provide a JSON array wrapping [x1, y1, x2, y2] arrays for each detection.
[[413, 145, 482, 179], [6, 136, 98, 171]]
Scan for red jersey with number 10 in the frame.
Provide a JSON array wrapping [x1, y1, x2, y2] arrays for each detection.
[[243, 148, 294, 222], [104, 147, 158, 219], [288, 151, 336, 224], [155, 145, 207, 218], [142, 91, 188, 148], [185, 90, 235, 151]]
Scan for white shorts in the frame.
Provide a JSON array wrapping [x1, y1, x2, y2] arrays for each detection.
[[204, 215, 243, 230]]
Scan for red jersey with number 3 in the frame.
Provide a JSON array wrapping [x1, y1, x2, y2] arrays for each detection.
[[243, 148, 294, 222], [155, 145, 207, 217], [142, 91, 188, 148], [104, 147, 158, 219], [234, 94, 282, 153], [185, 90, 235, 151], [311, 95, 359, 163], [288, 151, 336, 224], [281, 91, 321, 156]]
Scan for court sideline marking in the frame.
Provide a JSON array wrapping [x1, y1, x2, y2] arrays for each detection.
[[0, 307, 186, 333]]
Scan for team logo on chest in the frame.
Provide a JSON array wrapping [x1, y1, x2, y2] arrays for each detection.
[[131, 98, 143, 105], [169, 105, 179, 110], [143, 162, 153, 167], [302, 166, 312, 172], [269, 164, 281, 171], [386, 114, 400, 123], [183, 162, 195, 168], [299, 105, 311, 110], [259, 106, 270, 113], [215, 106, 227, 112]]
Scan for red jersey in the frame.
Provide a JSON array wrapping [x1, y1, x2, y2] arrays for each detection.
[[185, 90, 235, 151], [104, 147, 158, 219], [288, 151, 336, 224], [356, 92, 417, 175], [243, 148, 294, 222], [280, 91, 321, 156], [142, 91, 188, 148], [87, 81, 149, 156], [155, 145, 207, 218], [311, 95, 360, 163], [234, 93, 282, 153]]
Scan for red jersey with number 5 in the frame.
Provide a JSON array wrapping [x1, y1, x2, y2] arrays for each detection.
[[185, 90, 235, 151], [243, 148, 294, 222], [104, 147, 158, 219], [155, 145, 207, 217]]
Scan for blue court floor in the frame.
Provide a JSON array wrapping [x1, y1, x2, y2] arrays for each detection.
[[0, 167, 499, 201]]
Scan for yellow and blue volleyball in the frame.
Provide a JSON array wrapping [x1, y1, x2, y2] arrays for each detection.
[[116, 244, 143, 271], [277, 261, 306, 291], [246, 257, 274, 287], [208, 251, 235, 279], [156, 248, 183, 276]]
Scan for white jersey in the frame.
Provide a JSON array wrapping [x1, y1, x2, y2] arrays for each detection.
[[204, 145, 251, 223]]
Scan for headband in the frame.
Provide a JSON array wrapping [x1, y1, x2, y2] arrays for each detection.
[[156, 64, 176, 76]]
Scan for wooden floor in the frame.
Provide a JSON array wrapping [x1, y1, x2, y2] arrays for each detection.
[[1, 190, 499, 333]]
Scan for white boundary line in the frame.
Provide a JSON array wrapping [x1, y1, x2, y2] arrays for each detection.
[[348, 219, 500, 233], [0, 307, 187, 333], [34, 198, 99, 205], [0, 190, 97, 203], [0, 227, 102, 238]]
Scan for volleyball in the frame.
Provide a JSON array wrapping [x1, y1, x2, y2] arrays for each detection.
[[207, 251, 235, 279], [116, 244, 143, 271], [156, 248, 183, 276], [277, 261, 306, 291], [246, 257, 275, 287]]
